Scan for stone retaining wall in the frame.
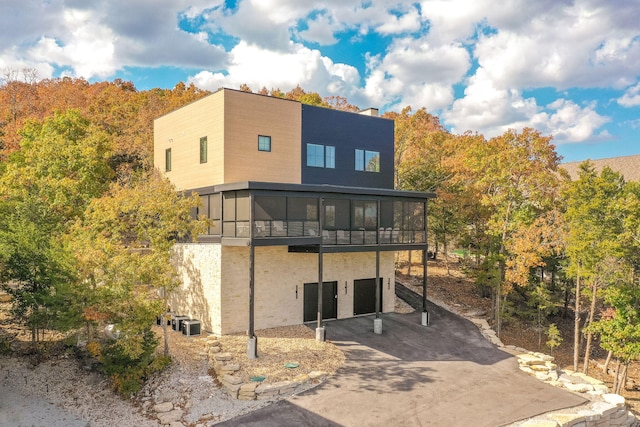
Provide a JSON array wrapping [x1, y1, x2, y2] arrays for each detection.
[[204, 335, 328, 401]]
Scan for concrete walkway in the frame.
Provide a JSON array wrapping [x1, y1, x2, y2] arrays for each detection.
[[219, 297, 586, 426]]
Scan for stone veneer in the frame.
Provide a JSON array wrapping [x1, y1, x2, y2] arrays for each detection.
[[170, 243, 395, 335]]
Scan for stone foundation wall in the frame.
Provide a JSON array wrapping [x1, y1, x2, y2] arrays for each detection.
[[171, 244, 396, 335], [169, 244, 222, 333]]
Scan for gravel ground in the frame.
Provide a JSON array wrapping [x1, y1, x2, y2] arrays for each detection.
[[0, 297, 412, 426], [0, 348, 314, 426]]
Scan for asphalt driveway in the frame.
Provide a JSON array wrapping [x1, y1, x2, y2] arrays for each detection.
[[219, 291, 586, 427]]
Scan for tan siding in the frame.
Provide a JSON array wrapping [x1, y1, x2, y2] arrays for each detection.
[[223, 90, 302, 184], [153, 93, 225, 190]]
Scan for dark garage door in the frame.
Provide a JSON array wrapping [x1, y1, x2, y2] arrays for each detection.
[[354, 278, 383, 316], [304, 281, 338, 322]]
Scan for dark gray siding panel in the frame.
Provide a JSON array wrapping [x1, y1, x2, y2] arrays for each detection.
[[301, 105, 394, 189]]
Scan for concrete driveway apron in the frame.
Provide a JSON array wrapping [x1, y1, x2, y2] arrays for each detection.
[[219, 299, 586, 427]]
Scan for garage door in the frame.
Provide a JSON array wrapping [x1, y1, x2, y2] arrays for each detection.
[[303, 281, 338, 322], [353, 278, 383, 316]]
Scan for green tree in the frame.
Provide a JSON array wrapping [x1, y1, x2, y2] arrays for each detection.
[[0, 197, 76, 344], [1, 109, 113, 226], [546, 323, 563, 355], [0, 110, 113, 344], [563, 163, 626, 371], [588, 282, 640, 393]]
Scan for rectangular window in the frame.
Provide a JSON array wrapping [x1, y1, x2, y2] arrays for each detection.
[[200, 136, 208, 163], [165, 148, 172, 172], [325, 146, 335, 169], [355, 149, 380, 172], [365, 150, 380, 172], [258, 135, 271, 152], [307, 143, 325, 167], [325, 199, 350, 230], [355, 149, 364, 171], [307, 143, 336, 168], [352, 200, 377, 229]]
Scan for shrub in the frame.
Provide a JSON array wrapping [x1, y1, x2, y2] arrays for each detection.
[[546, 323, 563, 354], [97, 327, 171, 396]]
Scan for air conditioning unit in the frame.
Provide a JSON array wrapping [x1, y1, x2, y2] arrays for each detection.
[[182, 319, 201, 337], [156, 313, 172, 326], [172, 316, 189, 332]]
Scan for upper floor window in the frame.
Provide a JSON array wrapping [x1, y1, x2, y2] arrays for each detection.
[[165, 148, 172, 172], [258, 135, 271, 152], [200, 136, 208, 163], [307, 143, 335, 168], [355, 149, 380, 172]]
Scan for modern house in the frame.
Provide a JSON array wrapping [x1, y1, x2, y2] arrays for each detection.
[[153, 88, 434, 346]]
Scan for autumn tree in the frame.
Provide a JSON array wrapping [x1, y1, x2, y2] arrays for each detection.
[[505, 209, 567, 347], [324, 95, 360, 112], [0, 68, 40, 157], [461, 128, 562, 336], [68, 170, 207, 359]]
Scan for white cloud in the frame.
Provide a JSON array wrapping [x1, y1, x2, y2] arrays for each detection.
[[298, 12, 339, 46], [618, 83, 640, 107], [545, 99, 610, 142], [27, 9, 117, 79], [188, 41, 362, 100], [362, 36, 470, 110], [1, 0, 227, 80], [0, 0, 635, 148], [376, 4, 423, 35], [444, 69, 609, 143]]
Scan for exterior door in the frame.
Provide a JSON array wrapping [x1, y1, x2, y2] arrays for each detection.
[[353, 278, 383, 316], [303, 281, 338, 322]]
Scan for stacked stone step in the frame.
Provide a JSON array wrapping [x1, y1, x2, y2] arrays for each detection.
[[516, 353, 611, 395], [205, 336, 222, 355], [211, 352, 243, 398], [513, 352, 639, 427], [201, 335, 330, 401], [238, 382, 259, 400], [516, 393, 638, 427], [255, 381, 298, 400]]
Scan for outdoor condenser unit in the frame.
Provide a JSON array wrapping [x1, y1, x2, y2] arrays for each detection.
[[156, 313, 172, 326], [172, 316, 189, 332], [182, 319, 201, 337]]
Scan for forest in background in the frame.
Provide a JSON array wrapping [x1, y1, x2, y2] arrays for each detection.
[[1, 68, 640, 395]]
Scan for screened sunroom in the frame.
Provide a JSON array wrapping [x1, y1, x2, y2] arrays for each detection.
[[191, 181, 433, 253]]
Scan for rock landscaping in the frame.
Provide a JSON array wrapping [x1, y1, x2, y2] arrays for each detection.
[[466, 313, 639, 427], [205, 335, 330, 401]]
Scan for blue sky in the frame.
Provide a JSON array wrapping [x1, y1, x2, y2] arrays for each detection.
[[2, 0, 640, 163]]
